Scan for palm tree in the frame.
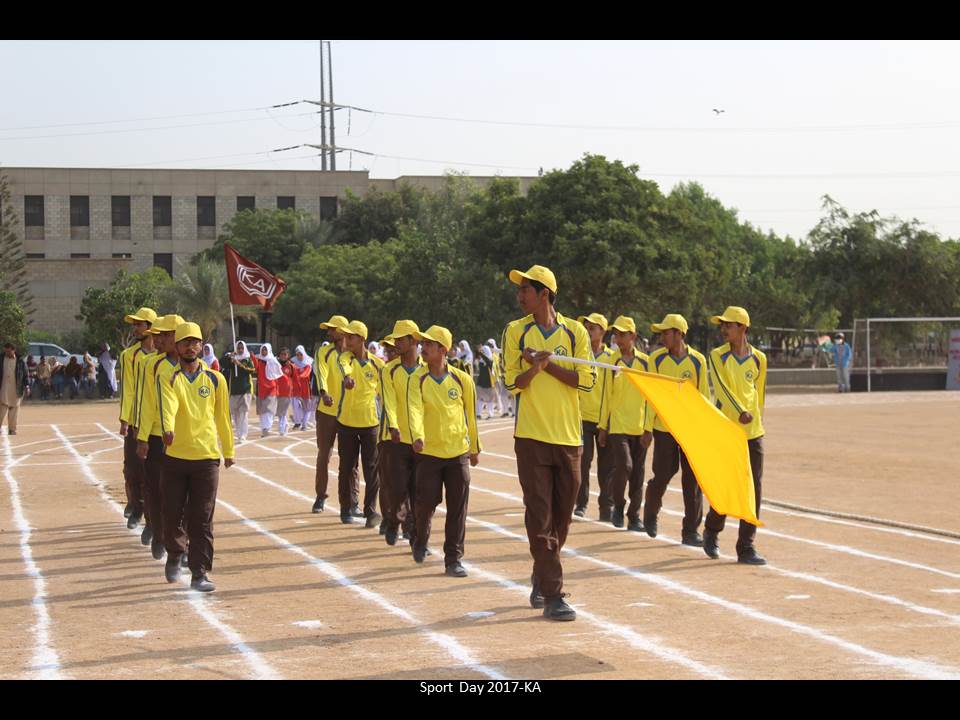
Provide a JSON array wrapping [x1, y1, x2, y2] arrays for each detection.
[[163, 258, 256, 344]]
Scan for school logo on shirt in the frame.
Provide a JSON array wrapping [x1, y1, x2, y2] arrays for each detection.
[[553, 346, 568, 357], [447, 388, 460, 400], [680, 370, 692, 381], [744, 370, 755, 382], [365, 370, 375, 382], [199, 385, 211, 398]]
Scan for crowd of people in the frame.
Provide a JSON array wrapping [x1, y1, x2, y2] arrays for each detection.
[[21, 345, 118, 401], [12, 263, 768, 621]]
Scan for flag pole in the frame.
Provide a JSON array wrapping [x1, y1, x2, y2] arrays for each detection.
[[230, 303, 238, 377]]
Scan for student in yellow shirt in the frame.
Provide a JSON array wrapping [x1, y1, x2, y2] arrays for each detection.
[[119, 307, 157, 531], [502, 265, 595, 621], [128, 320, 162, 542], [575, 312, 615, 520], [706, 306, 768, 566], [642, 314, 708, 546], [337, 320, 385, 527], [312, 315, 355, 514], [158, 322, 234, 592], [408, 325, 480, 577], [380, 320, 425, 547], [598, 316, 650, 532]]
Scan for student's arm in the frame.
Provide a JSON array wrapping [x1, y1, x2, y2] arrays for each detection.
[[214, 374, 235, 464], [709, 350, 745, 416], [697, 353, 712, 402], [137, 365, 157, 443], [598, 366, 614, 435], [502, 324, 528, 394], [158, 374, 180, 444], [382, 363, 399, 433], [463, 373, 481, 459], [757, 352, 768, 417], [409, 373, 425, 452]]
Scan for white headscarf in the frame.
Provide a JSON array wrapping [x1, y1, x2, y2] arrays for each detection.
[[367, 341, 383, 360], [234, 341, 251, 361], [480, 345, 494, 362], [457, 340, 474, 365], [292, 344, 313, 369], [486, 338, 499, 351], [202, 344, 217, 367], [99, 344, 118, 391], [259, 343, 284, 380]]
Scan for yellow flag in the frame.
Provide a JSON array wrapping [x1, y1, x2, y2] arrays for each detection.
[[622, 368, 761, 527]]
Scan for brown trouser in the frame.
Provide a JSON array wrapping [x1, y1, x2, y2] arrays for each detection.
[[580, 420, 613, 512], [705, 437, 763, 553], [0, 402, 19, 433], [162, 456, 219, 577], [414, 454, 470, 567], [143, 435, 166, 543], [609, 434, 647, 520], [515, 438, 581, 602], [382, 441, 417, 540], [644, 430, 703, 535], [337, 423, 379, 517], [314, 410, 338, 499], [123, 430, 145, 519]]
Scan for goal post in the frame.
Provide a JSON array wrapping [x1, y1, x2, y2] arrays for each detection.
[[852, 317, 960, 392]]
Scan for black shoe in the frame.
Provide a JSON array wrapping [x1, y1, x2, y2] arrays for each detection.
[[126, 513, 142, 530], [311, 497, 325, 513], [151, 538, 166, 561], [165, 559, 181, 583], [340, 514, 354, 524], [645, 517, 658, 538], [412, 546, 426, 564], [181, 553, 190, 568], [611, 510, 624, 529], [365, 512, 382, 529], [573, 507, 586, 518], [529, 573, 545, 609], [384, 529, 398, 546], [350, 506, 364, 519], [737, 547, 767, 565], [140, 526, 153, 546], [598, 508, 611, 522], [445, 562, 468, 578], [190, 574, 216, 592], [401, 530, 411, 541], [627, 517, 644, 532], [543, 595, 576, 621], [703, 529, 720, 559], [379, 519, 387, 535], [682, 532, 704, 547], [123, 503, 133, 518]]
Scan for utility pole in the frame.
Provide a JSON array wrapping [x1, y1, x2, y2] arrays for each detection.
[[328, 40, 336, 171], [319, 39, 328, 171]]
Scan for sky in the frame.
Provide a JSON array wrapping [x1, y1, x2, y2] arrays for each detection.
[[3, 39, 960, 241]]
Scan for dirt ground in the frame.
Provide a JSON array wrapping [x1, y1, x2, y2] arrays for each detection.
[[2, 390, 958, 680]]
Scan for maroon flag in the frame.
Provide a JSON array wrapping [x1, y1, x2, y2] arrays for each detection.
[[224, 243, 287, 310]]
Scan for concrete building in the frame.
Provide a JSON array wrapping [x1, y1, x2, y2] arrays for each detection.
[[3, 168, 538, 333]]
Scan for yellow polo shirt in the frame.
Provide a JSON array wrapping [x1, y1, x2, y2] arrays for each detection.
[[382, 356, 425, 444], [137, 354, 178, 440], [502, 312, 596, 446], [158, 366, 234, 461], [709, 343, 767, 440], [599, 348, 650, 436], [579, 344, 614, 424], [408, 365, 481, 459], [118, 341, 143, 424], [315, 344, 352, 418], [337, 352, 384, 429], [645, 346, 711, 433]]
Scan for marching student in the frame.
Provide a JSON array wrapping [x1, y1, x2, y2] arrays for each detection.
[[502, 265, 595, 621], [337, 320, 384, 527], [488, 338, 513, 418], [475, 343, 499, 420], [381, 336, 400, 364], [705, 306, 768, 565], [222, 341, 255, 443], [642, 314, 707, 546], [575, 313, 614, 519], [253, 344, 282, 437], [598, 316, 649, 532], [135, 314, 185, 561], [408, 325, 480, 577], [290, 345, 314, 430], [158, 322, 235, 592], [380, 321, 425, 547], [119, 307, 157, 531], [276, 347, 294, 436], [312, 315, 355, 514]]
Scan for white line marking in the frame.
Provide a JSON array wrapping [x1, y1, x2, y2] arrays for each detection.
[[628, 602, 655, 608], [931, 589, 960, 594], [786, 595, 812, 600], [64, 424, 282, 680], [293, 620, 324, 630], [2, 433, 65, 680], [465, 611, 496, 619], [116, 630, 150, 638]]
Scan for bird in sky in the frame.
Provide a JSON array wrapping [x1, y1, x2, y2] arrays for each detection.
[[712, 108, 725, 115]]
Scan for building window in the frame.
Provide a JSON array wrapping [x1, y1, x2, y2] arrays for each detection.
[[24, 196, 44, 226], [70, 196, 90, 227], [197, 196, 216, 227], [112, 196, 131, 226], [154, 253, 173, 277], [237, 196, 255, 212], [112, 252, 132, 259], [277, 196, 295, 210], [319, 196, 338, 220], [26, 253, 45, 259], [153, 196, 172, 226], [70, 253, 91, 258]]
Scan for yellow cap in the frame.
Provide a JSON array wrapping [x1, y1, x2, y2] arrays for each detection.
[[415, 325, 453, 351], [174, 322, 203, 343], [577, 312, 609, 331], [509, 265, 558, 294], [610, 315, 637, 334], [381, 335, 397, 348], [124, 307, 158, 325], [391, 319, 420, 339], [345, 320, 368, 340], [319, 314, 350, 331], [710, 306, 751, 327], [148, 314, 185, 334], [650, 313, 689, 334]]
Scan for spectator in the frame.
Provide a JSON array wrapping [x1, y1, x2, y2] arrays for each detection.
[[98, 343, 118, 399], [202, 344, 220, 372], [64, 357, 82, 399], [36, 354, 51, 400], [830, 332, 853, 393], [49, 357, 65, 400], [1, 343, 30, 434], [26, 355, 38, 399], [81, 352, 98, 399]]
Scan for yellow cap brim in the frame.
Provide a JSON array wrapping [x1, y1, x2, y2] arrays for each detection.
[[611, 324, 635, 333]]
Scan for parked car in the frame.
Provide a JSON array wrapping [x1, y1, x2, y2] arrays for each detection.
[[27, 342, 93, 366]]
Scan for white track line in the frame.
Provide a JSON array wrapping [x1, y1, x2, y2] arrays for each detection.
[[62, 424, 281, 680], [8, 433, 105, 451], [249, 437, 960, 678], [232, 454, 730, 680], [2, 433, 64, 679]]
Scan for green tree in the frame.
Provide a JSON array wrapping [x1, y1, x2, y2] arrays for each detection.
[[199, 208, 309, 275], [333, 183, 429, 245], [162, 257, 256, 345], [77, 267, 173, 350], [0, 291, 27, 351], [0, 173, 35, 319]]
